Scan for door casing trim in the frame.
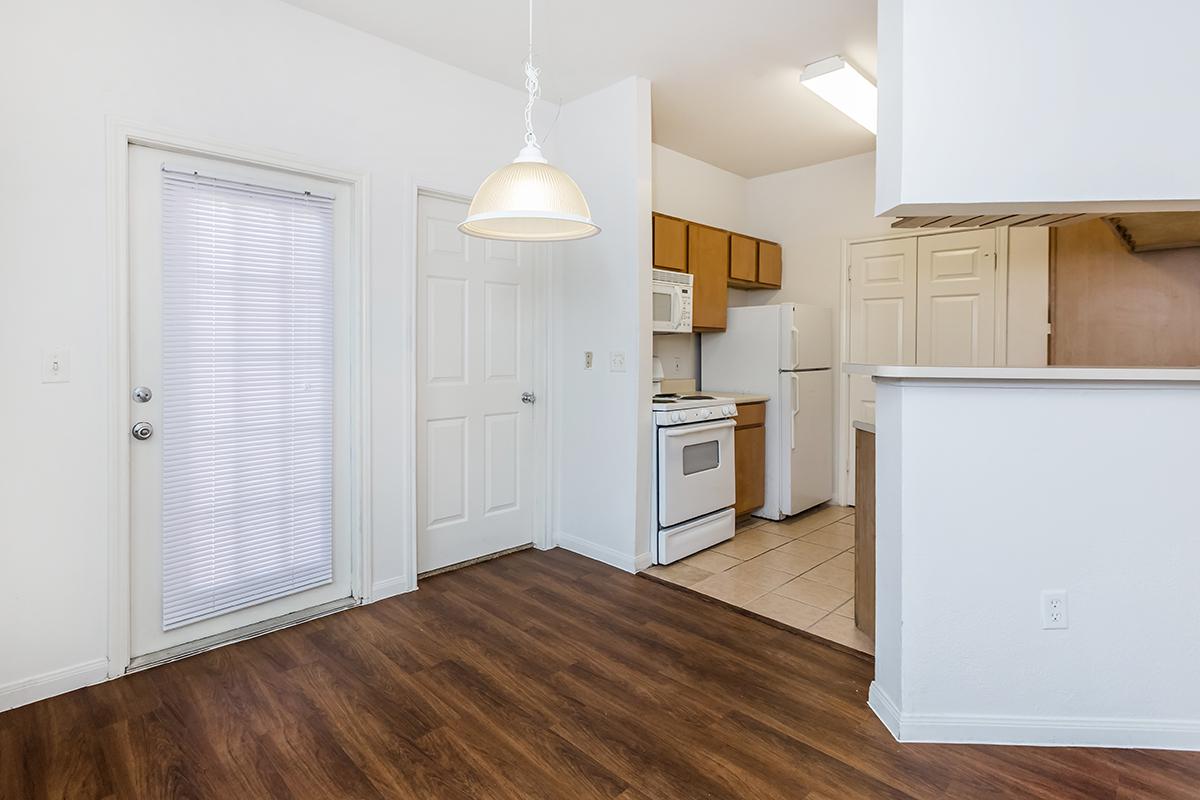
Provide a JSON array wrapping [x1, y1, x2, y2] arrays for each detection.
[[106, 119, 372, 677]]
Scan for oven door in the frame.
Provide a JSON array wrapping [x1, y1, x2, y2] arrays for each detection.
[[657, 419, 736, 527], [651, 284, 682, 333]]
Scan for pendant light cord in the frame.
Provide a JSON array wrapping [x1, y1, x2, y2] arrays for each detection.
[[523, 0, 541, 148]]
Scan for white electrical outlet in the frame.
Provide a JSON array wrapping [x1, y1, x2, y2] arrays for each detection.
[[1041, 590, 1069, 629], [609, 351, 626, 372], [584, 351, 593, 370]]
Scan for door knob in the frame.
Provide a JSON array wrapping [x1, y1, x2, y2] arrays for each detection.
[[131, 422, 154, 441], [521, 392, 536, 405]]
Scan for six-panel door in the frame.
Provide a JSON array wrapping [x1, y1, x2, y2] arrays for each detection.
[[416, 195, 536, 574]]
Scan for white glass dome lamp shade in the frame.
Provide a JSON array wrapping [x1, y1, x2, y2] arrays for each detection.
[[459, 143, 599, 242], [458, 0, 599, 242]]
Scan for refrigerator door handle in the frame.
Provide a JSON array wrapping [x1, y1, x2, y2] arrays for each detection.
[[790, 373, 801, 450], [790, 327, 800, 370]]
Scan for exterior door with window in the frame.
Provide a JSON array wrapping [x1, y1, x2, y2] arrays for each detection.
[[416, 194, 536, 574], [127, 145, 354, 663]]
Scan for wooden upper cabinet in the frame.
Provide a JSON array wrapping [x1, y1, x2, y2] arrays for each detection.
[[687, 224, 730, 331], [758, 241, 782, 288], [653, 214, 688, 272], [730, 234, 758, 283]]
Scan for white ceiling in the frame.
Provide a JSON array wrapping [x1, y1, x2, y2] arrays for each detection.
[[280, 0, 878, 178]]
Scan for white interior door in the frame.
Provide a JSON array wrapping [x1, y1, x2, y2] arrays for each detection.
[[916, 229, 997, 366], [846, 237, 916, 503], [848, 237, 917, 426], [417, 194, 535, 574], [128, 145, 354, 663]]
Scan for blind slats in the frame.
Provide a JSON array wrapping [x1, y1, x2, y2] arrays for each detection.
[[160, 169, 335, 631]]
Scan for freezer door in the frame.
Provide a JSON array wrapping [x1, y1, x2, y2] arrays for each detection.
[[779, 369, 834, 516], [701, 305, 782, 395], [780, 304, 833, 371]]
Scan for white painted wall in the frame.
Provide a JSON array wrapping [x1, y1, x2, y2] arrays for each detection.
[[652, 144, 748, 232], [743, 152, 892, 315], [551, 77, 654, 571], [876, 0, 1200, 215], [870, 372, 1200, 749], [0, 0, 558, 707]]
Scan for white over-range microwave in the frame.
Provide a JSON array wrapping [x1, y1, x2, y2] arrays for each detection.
[[652, 268, 693, 334]]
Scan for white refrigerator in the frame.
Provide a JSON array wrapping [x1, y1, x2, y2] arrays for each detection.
[[701, 304, 833, 520]]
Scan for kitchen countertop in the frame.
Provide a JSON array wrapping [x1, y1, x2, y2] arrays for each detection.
[[844, 363, 1200, 382], [706, 391, 770, 404], [853, 420, 875, 434]]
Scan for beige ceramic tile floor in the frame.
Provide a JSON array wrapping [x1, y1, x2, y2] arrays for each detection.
[[644, 504, 874, 655]]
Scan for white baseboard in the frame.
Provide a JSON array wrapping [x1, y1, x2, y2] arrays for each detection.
[[634, 551, 653, 571], [867, 682, 902, 739], [555, 532, 640, 573], [868, 681, 1200, 751], [370, 574, 414, 601], [1, 658, 110, 712]]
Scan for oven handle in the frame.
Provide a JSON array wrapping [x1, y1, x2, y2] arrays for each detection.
[[659, 418, 735, 438]]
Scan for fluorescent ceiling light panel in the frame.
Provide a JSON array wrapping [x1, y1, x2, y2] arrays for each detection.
[[800, 56, 877, 134]]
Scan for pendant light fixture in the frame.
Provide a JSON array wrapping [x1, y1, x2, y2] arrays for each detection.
[[458, 0, 599, 241]]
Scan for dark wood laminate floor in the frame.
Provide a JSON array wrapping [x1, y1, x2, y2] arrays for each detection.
[[3, 548, 1199, 799]]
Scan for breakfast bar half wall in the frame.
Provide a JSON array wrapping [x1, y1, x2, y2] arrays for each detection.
[[846, 363, 1200, 751]]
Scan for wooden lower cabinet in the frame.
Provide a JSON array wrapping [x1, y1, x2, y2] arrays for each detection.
[[734, 402, 766, 515], [854, 427, 875, 641]]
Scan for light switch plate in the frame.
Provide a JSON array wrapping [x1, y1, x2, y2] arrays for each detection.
[[609, 351, 626, 372], [584, 351, 593, 370], [42, 347, 70, 383]]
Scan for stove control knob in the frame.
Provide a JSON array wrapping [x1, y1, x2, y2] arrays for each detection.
[[673, 411, 684, 423]]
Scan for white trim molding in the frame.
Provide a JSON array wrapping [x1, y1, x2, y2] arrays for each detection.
[[0, 659, 110, 713], [371, 575, 415, 601], [555, 533, 644, 574], [869, 682, 1200, 751]]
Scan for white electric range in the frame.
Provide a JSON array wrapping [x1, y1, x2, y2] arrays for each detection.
[[650, 393, 738, 565]]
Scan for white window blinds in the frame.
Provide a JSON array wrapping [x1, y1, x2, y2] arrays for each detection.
[[160, 168, 335, 631]]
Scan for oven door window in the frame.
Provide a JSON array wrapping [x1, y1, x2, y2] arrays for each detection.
[[682, 440, 720, 475]]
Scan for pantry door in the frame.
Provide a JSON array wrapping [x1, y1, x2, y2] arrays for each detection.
[[416, 194, 536, 574], [847, 237, 918, 427], [127, 144, 356, 665], [915, 228, 997, 366]]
